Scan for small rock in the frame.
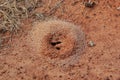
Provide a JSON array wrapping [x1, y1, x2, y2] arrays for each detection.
[[85, 2, 96, 8], [88, 41, 96, 47], [117, 7, 120, 10]]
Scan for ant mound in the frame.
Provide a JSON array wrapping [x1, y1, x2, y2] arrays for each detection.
[[28, 20, 86, 67]]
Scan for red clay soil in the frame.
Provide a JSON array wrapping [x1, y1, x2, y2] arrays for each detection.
[[0, 0, 120, 80]]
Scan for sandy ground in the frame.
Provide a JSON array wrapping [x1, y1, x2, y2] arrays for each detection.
[[0, 0, 120, 80]]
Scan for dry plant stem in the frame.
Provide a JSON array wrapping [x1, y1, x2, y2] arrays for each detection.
[[49, 0, 64, 15], [0, 2, 20, 42], [0, 0, 44, 46]]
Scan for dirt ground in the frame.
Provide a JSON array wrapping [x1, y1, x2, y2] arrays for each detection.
[[0, 0, 120, 80]]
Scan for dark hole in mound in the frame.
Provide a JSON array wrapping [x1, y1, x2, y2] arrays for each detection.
[[51, 41, 61, 46], [56, 47, 61, 50]]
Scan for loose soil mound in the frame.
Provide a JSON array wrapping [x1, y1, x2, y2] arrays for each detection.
[[27, 20, 86, 67]]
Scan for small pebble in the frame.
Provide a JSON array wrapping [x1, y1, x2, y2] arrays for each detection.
[[117, 7, 120, 10], [88, 41, 96, 47]]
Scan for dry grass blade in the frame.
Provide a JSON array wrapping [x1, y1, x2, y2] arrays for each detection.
[[0, 0, 42, 47], [49, 0, 64, 15]]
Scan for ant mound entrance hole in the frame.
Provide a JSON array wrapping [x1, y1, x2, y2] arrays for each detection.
[[42, 29, 76, 59], [28, 20, 86, 67], [51, 41, 61, 47]]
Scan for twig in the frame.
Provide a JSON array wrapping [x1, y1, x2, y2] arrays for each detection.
[[49, 0, 64, 15]]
